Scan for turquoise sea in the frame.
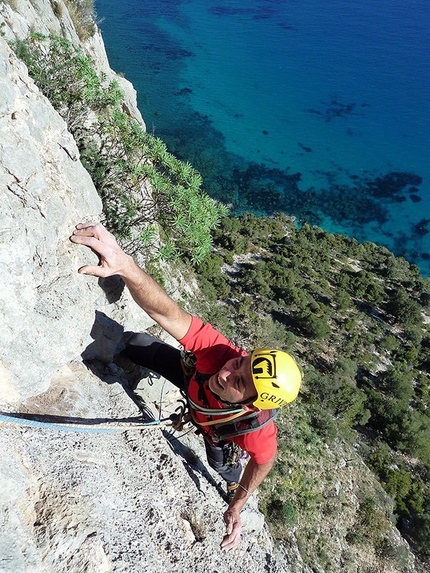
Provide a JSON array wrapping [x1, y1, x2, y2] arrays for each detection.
[[95, 0, 430, 276]]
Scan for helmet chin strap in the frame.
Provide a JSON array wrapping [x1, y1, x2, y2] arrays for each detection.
[[209, 387, 257, 408], [233, 395, 258, 406]]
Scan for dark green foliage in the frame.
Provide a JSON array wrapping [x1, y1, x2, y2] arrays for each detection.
[[379, 333, 399, 352], [364, 444, 430, 557], [378, 366, 414, 401], [411, 514, 430, 555], [334, 288, 353, 312], [264, 496, 298, 531], [193, 211, 430, 560], [386, 286, 423, 327], [295, 311, 331, 340], [305, 367, 368, 430]]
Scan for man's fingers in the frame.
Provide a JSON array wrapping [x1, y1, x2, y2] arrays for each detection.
[[75, 222, 93, 230], [77, 265, 107, 277], [221, 510, 242, 551], [71, 222, 125, 278], [74, 222, 102, 233], [73, 222, 113, 241], [70, 233, 112, 259], [224, 515, 233, 535], [220, 531, 241, 551]]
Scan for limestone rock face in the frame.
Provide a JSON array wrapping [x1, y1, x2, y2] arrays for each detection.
[[0, 0, 146, 402], [0, 35, 102, 401], [0, 3, 294, 572], [0, 0, 80, 44]]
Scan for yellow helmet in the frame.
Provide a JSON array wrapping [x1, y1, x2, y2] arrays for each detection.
[[250, 348, 302, 410]]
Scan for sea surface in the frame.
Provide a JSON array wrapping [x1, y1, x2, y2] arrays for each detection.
[[95, 0, 430, 276]]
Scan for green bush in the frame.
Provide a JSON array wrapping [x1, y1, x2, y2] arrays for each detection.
[[295, 311, 331, 339], [386, 287, 423, 327], [334, 288, 352, 311], [12, 34, 228, 262], [378, 366, 413, 401], [264, 496, 298, 531], [411, 514, 430, 555]]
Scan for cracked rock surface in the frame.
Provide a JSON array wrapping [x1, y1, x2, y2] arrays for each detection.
[[1, 360, 292, 573]]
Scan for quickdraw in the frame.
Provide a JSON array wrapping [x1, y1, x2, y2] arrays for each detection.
[[170, 400, 192, 432]]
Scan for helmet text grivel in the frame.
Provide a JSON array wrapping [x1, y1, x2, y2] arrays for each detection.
[[250, 349, 302, 410]]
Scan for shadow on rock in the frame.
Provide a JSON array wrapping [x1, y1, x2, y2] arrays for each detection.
[[163, 428, 226, 501]]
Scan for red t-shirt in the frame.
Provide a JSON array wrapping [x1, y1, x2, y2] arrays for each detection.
[[179, 317, 277, 465]]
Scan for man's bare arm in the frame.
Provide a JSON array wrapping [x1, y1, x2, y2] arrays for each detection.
[[221, 455, 276, 551], [70, 223, 192, 341]]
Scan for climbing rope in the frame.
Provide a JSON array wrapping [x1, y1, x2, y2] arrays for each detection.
[[0, 412, 179, 434]]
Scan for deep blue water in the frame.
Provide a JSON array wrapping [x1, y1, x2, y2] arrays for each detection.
[[95, 0, 430, 276]]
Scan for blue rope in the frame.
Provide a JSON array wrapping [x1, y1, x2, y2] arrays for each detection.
[[0, 412, 175, 434]]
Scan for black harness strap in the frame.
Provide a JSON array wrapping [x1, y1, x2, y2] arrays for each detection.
[[213, 409, 279, 441]]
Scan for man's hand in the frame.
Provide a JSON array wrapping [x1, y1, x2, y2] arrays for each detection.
[[70, 223, 133, 278], [70, 222, 192, 340], [220, 507, 242, 551], [219, 456, 276, 551]]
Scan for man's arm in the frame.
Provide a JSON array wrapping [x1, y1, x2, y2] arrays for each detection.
[[70, 223, 192, 341], [220, 455, 276, 551]]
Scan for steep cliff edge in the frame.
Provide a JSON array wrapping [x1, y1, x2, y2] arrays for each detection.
[[0, 2, 294, 572], [0, 33, 102, 400], [0, 0, 148, 399]]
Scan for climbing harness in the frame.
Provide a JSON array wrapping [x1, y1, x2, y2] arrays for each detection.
[[188, 400, 279, 443], [187, 395, 244, 417], [187, 396, 247, 428], [210, 408, 279, 441], [223, 442, 245, 468], [0, 412, 179, 434]]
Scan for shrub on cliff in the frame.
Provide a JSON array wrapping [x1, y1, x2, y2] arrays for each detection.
[[11, 33, 228, 263], [195, 211, 430, 563], [62, 0, 96, 40]]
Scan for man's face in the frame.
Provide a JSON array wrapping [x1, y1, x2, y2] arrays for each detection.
[[208, 355, 257, 405]]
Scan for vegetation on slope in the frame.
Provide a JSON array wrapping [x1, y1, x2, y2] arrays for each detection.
[[11, 33, 227, 263], [61, 0, 96, 40], [190, 213, 430, 571]]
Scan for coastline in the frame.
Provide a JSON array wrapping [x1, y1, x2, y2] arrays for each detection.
[[96, 0, 430, 277]]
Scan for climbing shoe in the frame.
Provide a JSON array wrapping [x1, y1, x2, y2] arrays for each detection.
[[226, 482, 240, 503]]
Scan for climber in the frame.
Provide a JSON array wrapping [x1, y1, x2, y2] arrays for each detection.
[[70, 222, 302, 552]]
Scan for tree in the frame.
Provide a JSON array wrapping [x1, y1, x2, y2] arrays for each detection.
[[386, 287, 423, 327], [296, 311, 331, 340], [334, 288, 352, 312], [378, 366, 413, 402]]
